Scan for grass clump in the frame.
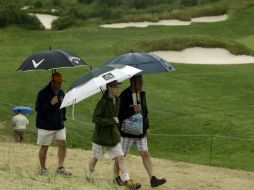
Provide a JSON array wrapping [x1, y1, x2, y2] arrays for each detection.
[[115, 35, 254, 56], [0, 4, 43, 30]]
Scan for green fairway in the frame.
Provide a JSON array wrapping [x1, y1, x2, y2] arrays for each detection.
[[237, 34, 254, 49], [0, 2, 254, 171]]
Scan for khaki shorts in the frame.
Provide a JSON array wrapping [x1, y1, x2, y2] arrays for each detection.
[[92, 143, 124, 161], [37, 128, 66, 146], [14, 130, 24, 142], [121, 137, 148, 155]]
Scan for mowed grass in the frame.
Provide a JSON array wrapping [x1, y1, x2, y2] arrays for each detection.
[[237, 34, 254, 49], [0, 6, 254, 171]]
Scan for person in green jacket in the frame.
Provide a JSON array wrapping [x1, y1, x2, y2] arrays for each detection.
[[87, 80, 141, 190]]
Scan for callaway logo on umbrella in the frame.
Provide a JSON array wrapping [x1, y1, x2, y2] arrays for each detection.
[[17, 49, 88, 71]]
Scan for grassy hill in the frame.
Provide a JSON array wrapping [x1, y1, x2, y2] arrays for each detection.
[[0, 142, 253, 190], [0, 0, 254, 173]]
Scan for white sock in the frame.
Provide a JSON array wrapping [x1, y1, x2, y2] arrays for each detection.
[[87, 170, 94, 179], [122, 172, 130, 182]]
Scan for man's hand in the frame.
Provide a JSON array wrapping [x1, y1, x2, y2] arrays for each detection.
[[113, 117, 119, 124], [133, 104, 142, 113], [51, 96, 59, 105], [60, 96, 64, 102]]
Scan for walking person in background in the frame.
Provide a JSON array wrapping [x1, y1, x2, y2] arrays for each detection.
[[114, 75, 166, 188], [86, 80, 141, 190], [35, 72, 71, 176], [11, 110, 29, 143]]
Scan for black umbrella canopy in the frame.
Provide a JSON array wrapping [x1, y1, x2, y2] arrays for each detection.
[[17, 50, 88, 72], [105, 52, 175, 74]]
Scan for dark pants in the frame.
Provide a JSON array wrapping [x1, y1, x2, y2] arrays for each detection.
[[15, 130, 24, 143]]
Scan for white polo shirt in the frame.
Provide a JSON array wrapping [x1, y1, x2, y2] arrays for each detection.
[[12, 114, 29, 130]]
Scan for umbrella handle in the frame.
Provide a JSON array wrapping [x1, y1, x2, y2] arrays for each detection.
[[99, 86, 104, 94], [71, 99, 76, 120]]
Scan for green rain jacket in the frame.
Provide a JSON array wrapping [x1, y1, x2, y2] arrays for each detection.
[[92, 92, 120, 146]]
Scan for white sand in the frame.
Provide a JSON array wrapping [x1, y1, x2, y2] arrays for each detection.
[[101, 14, 228, 28], [151, 47, 254, 64], [101, 20, 190, 28], [31, 13, 59, 29], [191, 14, 228, 22]]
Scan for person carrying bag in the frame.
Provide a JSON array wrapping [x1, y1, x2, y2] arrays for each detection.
[[121, 93, 143, 135], [115, 75, 166, 188]]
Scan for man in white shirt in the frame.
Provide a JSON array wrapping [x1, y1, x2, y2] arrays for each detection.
[[11, 111, 29, 143]]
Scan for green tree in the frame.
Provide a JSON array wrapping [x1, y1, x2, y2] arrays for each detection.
[[96, 0, 122, 6], [33, 0, 43, 9], [52, 0, 61, 6], [52, 16, 73, 30], [78, 0, 93, 4], [180, 0, 198, 6], [0, 4, 42, 29]]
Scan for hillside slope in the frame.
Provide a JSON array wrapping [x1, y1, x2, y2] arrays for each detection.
[[0, 143, 253, 190]]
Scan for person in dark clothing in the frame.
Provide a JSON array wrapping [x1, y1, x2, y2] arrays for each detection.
[[87, 80, 141, 190], [35, 72, 71, 176], [114, 75, 166, 188]]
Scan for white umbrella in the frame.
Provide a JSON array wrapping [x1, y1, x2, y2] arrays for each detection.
[[61, 64, 142, 108]]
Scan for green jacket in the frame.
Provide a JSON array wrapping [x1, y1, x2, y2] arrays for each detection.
[[92, 92, 120, 146]]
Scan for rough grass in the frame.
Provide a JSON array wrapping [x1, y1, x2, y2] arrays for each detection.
[[0, 142, 253, 190], [114, 35, 254, 56], [6, 0, 254, 28]]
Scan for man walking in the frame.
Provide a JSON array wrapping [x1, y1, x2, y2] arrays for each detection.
[[11, 110, 29, 143], [35, 72, 71, 176], [115, 75, 166, 187], [87, 80, 141, 190]]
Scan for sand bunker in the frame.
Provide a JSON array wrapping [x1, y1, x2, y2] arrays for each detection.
[[151, 47, 254, 64], [101, 14, 228, 28], [31, 13, 59, 29], [192, 14, 228, 23]]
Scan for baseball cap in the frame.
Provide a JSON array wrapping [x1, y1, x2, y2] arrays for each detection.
[[51, 72, 64, 83], [106, 80, 122, 88]]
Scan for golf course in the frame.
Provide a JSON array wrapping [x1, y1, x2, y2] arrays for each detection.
[[0, 0, 254, 189]]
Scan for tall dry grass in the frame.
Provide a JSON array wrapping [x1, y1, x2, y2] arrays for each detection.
[[0, 142, 254, 190]]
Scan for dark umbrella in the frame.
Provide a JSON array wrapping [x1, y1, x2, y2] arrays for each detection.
[[104, 52, 175, 74], [17, 49, 88, 72]]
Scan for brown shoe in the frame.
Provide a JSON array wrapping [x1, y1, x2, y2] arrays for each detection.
[[124, 179, 141, 190]]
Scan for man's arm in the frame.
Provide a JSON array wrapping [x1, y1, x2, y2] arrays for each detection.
[[62, 107, 67, 121], [92, 99, 116, 127], [35, 91, 55, 114], [118, 90, 134, 123], [142, 92, 149, 129]]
